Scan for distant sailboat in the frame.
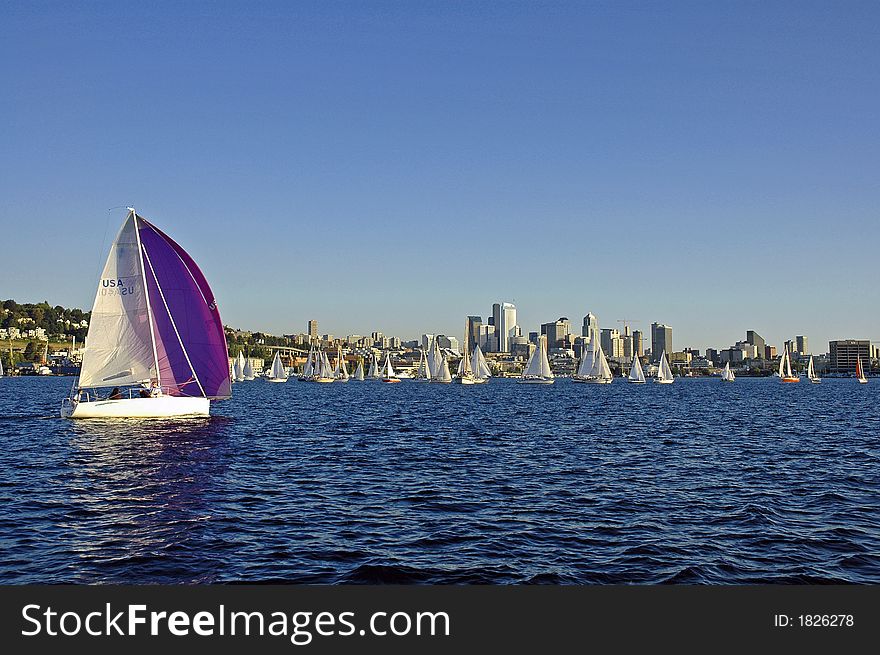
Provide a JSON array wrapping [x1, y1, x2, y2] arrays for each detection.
[[381, 352, 400, 383], [779, 345, 799, 383], [300, 345, 315, 381], [806, 355, 820, 384], [573, 340, 613, 384], [856, 355, 868, 384], [267, 351, 288, 382], [60, 209, 230, 418], [314, 350, 335, 383], [415, 348, 432, 381], [0, 355, 4, 378], [455, 340, 477, 385], [655, 350, 674, 384], [721, 361, 736, 382], [333, 346, 349, 382], [367, 353, 381, 380], [242, 356, 255, 381], [471, 345, 490, 383], [234, 350, 246, 382], [627, 353, 646, 383], [433, 353, 452, 383], [519, 336, 554, 384]]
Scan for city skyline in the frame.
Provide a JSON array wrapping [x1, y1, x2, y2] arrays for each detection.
[[2, 2, 879, 350]]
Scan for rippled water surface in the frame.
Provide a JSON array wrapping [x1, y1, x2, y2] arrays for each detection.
[[0, 376, 878, 584]]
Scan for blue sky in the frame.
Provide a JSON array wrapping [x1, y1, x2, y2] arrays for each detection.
[[1, 1, 878, 351]]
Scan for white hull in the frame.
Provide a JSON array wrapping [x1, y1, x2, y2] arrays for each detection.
[[266, 378, 287, 383], [518, 377, 554, 384], [573, 376, 612, 384], [627, 379, 646, 384], [62, 395, 209, 418], [456, 377, 476, 385], [654, 378, 674, 384]]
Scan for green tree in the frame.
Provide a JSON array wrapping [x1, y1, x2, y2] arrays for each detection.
[[23, 341, 36, 361]]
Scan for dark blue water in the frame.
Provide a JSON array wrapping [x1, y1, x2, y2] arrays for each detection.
[[0, 376, 877, 584]]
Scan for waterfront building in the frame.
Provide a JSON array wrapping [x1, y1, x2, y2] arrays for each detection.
[[829, 339, 872, 373], [651, 322, 673, 363], [746, 330, 765, 358], [765, 345, 777, 360], [307, 320, 318, 340], [705, 348, 719, 364], [436, 335, 460, 352], [466, 316, 482, 352]]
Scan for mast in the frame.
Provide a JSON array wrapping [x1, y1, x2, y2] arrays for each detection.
[[131, 209, 161, 388]]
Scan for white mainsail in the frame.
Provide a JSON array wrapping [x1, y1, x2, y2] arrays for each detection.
[[301, 346, 314, 378], [382, 352, 396, 378], [367, 353, 381, 379], [354, 360, 365, 381], [78, 214, 157, 388], [0, 355, 4, 377], [591, 344, 613, 381], [522, 336, 553, 379], [243, 356, 255, 380], [457, 347, 472, 377], [779, 345, 794, 378], [806, 356, 819, 382], [333, 346, 349, 380], [576, 342, 596, 378], [656, 350, 673, 383], [234, 351, 246, 381], [269, 352, 287, 380], [416, 349, 432, 380], [435, 354, 452, 382], [721, 361, 735, 382], [319, 351, 334, 379], [472, 345, 491, 379], [628, 353, 645, 382]]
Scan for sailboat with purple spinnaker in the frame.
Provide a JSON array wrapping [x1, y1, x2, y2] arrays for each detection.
[[62, 209, 231, 418]]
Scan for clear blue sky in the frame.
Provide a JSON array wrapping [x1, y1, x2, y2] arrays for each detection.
[[1, 1, 878, 352]]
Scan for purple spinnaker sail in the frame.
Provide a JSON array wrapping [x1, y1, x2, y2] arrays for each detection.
[[138, 216, 232, 399]]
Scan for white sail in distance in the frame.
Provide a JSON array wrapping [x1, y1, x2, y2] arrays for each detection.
[[628, 353, 645, 382]]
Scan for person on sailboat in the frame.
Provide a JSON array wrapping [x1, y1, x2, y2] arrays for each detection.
[[109, 387, 122, 400]]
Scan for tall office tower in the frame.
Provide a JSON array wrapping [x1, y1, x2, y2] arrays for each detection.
[[478, 325, 495, 352], [528, 331, 539, 345], [582, 312, 599, 343], [601, 328, 623, 358], [492, 301, 517, 352], [828, 339, 871, 373], [651, 322, 673, 362], [466, 316, 482, 352], [632, 330, 644, 357], [422, 334, 435, 351], [746, 330, 765, 359], [307, 320, 318, 340], [796, 335, 809, 355], [501, 302, 516, 352]]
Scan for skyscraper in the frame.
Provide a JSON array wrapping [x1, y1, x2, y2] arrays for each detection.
[[651, 322, 673, 363], [491, 301, 517, 352], [746, 330, 765, 359], [307, 320, 318, 340], [582, 313, 598, 343], [466, 316, 482, 352], [632, 330, 644, 357], [796, 335, 809, 355]]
